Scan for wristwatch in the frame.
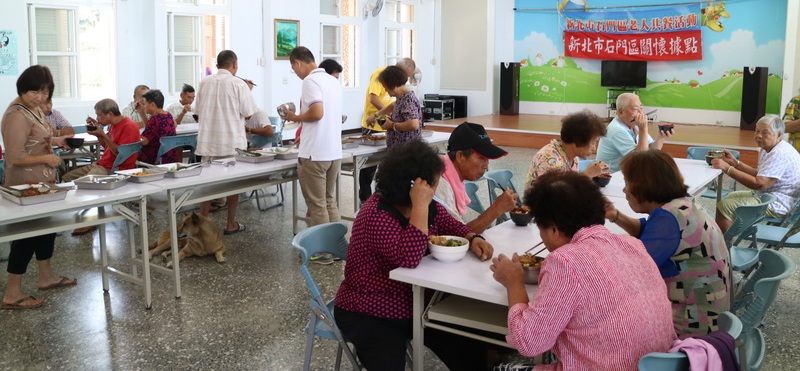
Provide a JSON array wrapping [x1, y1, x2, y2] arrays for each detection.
[[468, 234, 484, 243]]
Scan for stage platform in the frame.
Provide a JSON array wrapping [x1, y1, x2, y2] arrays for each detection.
[[428, 114, 760, 165]]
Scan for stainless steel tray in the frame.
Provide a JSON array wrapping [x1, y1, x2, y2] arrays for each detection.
[[235, 153, 276, 163], [0, 184, 68, 205], [261, 148, 300, 160], [360, 138, 387, 146], [421, 130, 434, 138], [157, 164, 204, 178], [74, 175, 129, 190], [115, 169, 167, 183], [342, 140, 359, 149]]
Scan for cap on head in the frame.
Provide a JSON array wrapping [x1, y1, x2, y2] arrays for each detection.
[[447, 122, 507, 159]]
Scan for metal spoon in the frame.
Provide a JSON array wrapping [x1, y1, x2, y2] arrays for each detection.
[[211, 160, 236, 167]]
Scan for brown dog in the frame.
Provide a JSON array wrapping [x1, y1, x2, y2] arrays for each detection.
[[147, 212, 226, 267]]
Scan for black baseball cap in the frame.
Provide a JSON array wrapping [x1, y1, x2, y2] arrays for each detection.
[[447, 122, 507, 159]]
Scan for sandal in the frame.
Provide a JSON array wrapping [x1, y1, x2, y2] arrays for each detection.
[[39, 276, 77, 291], [223, 222, 246, 235], [2, 295, 44, 310]]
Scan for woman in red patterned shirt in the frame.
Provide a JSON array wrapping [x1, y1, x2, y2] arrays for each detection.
[[334, 140, 496, 371], [491, 171, 675, 370]]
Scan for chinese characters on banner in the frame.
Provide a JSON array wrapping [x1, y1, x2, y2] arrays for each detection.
[[562, 6, 702, 61]]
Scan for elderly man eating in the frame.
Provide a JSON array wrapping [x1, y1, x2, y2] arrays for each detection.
[[712, 114, 800, 232], [434, 122, 518, 234]]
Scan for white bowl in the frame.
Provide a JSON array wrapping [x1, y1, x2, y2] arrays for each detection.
[[428, 235, 469, 263]]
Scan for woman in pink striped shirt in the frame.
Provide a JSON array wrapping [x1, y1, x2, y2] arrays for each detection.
[[491, 171, 675, 370]]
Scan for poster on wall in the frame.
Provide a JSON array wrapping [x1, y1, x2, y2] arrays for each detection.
[[562, 6, 702, 61], [513, 0, 786, 114], [0, 30, 18, 75]]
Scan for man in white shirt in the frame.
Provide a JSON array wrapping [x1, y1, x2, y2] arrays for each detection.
[[244, 108, 275, 148], [166, 84, 197, 125], [121, 84, 150, 128], [282, 46, 343, 226], [596, 93, 672, 172], [195, 50, 257, 235]]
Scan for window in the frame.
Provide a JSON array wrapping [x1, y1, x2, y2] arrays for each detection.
[[166, 3, 229, 94], [384, 0, 416, 66], [28, 4, 116, 101], [320, 0, 358, 88], [321, 0, 356, 17], [321, 24, 357, 88]]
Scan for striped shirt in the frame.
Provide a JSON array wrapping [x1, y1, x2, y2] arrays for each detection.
[[195, 69, 257, 157], [506, 225, 675, 370], [45, 108, 71, 130]]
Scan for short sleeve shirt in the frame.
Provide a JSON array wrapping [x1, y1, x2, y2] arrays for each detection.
[[96, 117, 141, 170], [195, 69, 257, 156], [45, 108, 72, 130], [140, 113, 179, 164], [298, 69, 343, 161], [782, 95, 800, 152], [166, 102, 196, 124], [756, 140, 800, 215], [386, 91, 422, 148], [596, 117, 653, 173]]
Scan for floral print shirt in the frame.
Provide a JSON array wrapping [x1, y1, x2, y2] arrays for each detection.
[[140, 112, 179, 164], [525, 139, 578, 188], [386, 91, 423, 148]]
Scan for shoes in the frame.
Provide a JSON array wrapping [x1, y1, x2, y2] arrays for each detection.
[[310, 253, 335, 265], [71, 226, 97, 236], [39, 276, 77, 290], [223, 222, 246, 235], [1, 295, 44, 310]]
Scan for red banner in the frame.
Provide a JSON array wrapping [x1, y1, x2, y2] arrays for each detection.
[[565, 30, 702, 61]]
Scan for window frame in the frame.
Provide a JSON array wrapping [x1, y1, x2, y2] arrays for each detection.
[[320, 0, 359, 89], [384, 0, 416, 66], [165, 2, 230, 95], [28, 4, 81, 100]]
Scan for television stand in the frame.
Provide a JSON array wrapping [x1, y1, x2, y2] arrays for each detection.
[[606, 88, 639, 119]]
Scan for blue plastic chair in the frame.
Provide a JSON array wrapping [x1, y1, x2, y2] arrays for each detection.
[[156, 133, 197, 164], [762, 200, 800, 226], [731, 249, 796, 371], [637, 311, 744, 371], [687, 147, 741, 199], [291, 222, 359, 371], [250, 116, 284, 148], [485, 169, 519, 223], [465, 180, 485, 215], [110, 142, 142, 172], [723, 193, 776, 271]]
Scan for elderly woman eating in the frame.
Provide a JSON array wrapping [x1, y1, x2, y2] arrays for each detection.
[[524, 110, 608, 187], [334, 140, 495, 371], [711, 114, 800, 232], [606, 150, 730, 338], [491, 171, 675, 370]]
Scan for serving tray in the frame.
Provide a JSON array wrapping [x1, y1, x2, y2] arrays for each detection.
[[0, 184, 68, 205], [74, 175, 129, 190]]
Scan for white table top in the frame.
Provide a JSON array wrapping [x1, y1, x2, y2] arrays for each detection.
[[0, 182, 160, 225], [389, 196, 649, 306], [600, 157, 721, 198], [144, 158, 297, 190], [342, 131, 450, 158]]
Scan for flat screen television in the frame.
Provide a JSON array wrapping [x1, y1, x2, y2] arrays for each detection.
[[601, 60, 647, 88]]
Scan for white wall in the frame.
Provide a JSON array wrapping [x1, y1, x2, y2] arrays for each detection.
[[0, 0, 439, 146]]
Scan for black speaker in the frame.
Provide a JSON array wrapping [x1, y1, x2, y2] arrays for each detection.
[[740, 66, 768, 131], [499, 62, 519, 115]]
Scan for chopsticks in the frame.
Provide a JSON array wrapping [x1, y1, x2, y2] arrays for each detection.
[[236, 76, 256, 86], [524, 241, 546, 256]]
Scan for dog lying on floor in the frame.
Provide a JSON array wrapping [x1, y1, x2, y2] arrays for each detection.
[[147, 212, 227, 267]]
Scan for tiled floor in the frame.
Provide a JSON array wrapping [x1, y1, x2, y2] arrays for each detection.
[[1, 145, 798, 370]]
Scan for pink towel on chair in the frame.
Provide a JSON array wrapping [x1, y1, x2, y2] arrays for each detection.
[[441, 155, 469, 215], [668, 337, 724, 371]]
